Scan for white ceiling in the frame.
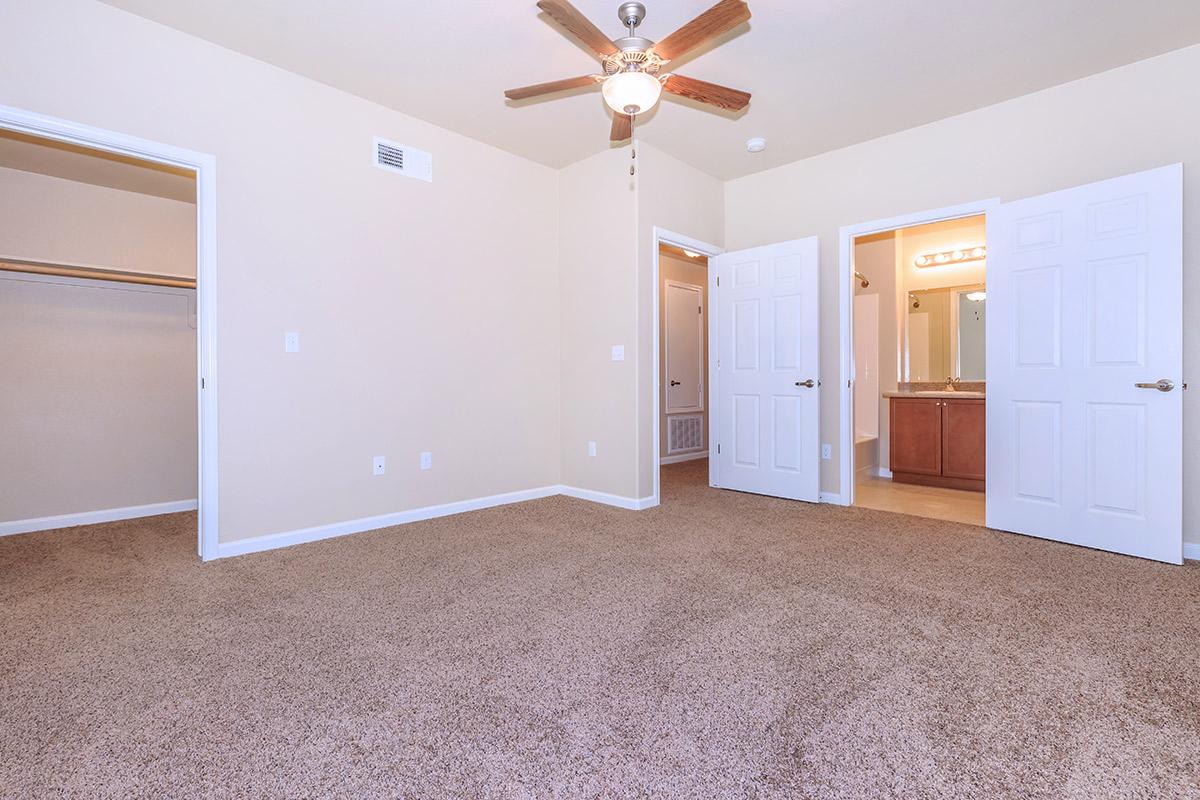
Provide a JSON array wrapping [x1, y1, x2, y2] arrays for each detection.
[[100, 0, 1200, 180], [0, 129, 195, 202]]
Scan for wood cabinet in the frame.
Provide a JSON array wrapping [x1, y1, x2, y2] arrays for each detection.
[[889, 397, 985, 491]]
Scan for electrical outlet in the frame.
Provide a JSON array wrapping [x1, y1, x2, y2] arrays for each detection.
[[611, 345, 624, 361], [821, 443, 832, 460], [284, 331, 300, 353], [372, 456, 386, 475], [588, 441, 597, 457], [420, 451, 432, 470]]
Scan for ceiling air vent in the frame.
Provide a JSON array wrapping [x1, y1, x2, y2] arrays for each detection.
[[373, 136, 432, 182]]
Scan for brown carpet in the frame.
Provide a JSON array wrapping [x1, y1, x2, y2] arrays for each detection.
[[2, 459, 1198, 799]]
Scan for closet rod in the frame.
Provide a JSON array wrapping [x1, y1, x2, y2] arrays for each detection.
[[0, 258, 196, 289]]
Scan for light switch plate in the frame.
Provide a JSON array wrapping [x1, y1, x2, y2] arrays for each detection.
[[611, 345, 624, 361], [420, 451, 432, 470], [284, 331, 300, 353], [372, 456, 386, 475], [588, 441, 597, 457]]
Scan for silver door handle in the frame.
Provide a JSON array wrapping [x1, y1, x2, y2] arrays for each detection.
[[795, 379, 815, 388], [1135, 379, 1174, 392]]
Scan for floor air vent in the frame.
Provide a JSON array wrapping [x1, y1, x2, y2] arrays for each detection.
[[373, 136, 433, 182], [668, 414, 704, 454]]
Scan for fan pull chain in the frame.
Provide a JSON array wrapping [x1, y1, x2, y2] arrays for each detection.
[[630, 117, 637, 176]]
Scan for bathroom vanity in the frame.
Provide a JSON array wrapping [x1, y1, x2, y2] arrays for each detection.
[[885, 392, 985, 492]]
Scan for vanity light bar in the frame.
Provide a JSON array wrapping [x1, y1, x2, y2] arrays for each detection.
[[914, 245, 986, 268]]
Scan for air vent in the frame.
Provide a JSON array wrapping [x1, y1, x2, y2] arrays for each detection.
[[668, 414, 704, 454], [373, 136, 432, 182]]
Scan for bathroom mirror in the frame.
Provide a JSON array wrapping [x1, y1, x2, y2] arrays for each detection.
[[904, 284, 985, 381]]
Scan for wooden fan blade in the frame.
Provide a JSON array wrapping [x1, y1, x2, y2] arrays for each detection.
[[611, 113, 632, 141], [651, 0, 751, 62], [663, 74, 750, 111], [505, 75, 602, 101], [537, 0, 619, 59]]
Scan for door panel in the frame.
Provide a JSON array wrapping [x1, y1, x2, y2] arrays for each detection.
[[889, 398, 942, 476], [715, 237, 820, 501], [987, 164, 1182, 564], [941, 399, 985, 480], [664, 281, 704, 413]]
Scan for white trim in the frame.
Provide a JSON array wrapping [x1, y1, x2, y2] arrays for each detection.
[[1, 500, 198, 537], [877, 467, 894, 479], [819, 492, 846, 505], [1184, 542, 1200, 562], [217, 485, 658, 558], [837, 198, 999, 510], [219, 486, 561, 558], [660, 451, 708, 465], [0, 104, 219, 561], [651, 228, 723, 506], [663, 278, 705, 414], [559, 485, 659, 511]]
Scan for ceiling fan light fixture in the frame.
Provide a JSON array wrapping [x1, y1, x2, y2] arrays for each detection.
[[602, 70, 662, 115]]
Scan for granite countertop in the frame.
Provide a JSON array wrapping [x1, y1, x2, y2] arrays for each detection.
[[883, 390, 986, 399]]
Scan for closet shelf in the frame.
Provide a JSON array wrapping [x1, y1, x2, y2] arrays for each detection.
[[0, 258, 196, 289]]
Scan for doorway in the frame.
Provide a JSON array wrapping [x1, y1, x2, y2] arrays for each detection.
[[846, 211, 990, 527], [0, 104, 218, 559]]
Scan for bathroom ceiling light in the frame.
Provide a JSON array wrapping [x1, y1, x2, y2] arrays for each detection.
[[966, 291, 987, 302], [915, 244, 986, 268], [682, 249, 703, 258]]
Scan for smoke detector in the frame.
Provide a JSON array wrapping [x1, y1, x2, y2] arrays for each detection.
[[746, 137, 767, 153]]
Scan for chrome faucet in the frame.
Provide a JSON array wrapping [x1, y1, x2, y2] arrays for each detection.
[[945, 376, 961, 391]]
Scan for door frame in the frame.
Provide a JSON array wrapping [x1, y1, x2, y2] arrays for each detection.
[[652, 228, 723, 504], [0, 103, 220, 560], [836, 198, 998, 507], [663, 278, 705, 415]]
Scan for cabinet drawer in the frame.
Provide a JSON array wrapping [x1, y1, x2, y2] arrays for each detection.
[[889, 398, 942, 476]]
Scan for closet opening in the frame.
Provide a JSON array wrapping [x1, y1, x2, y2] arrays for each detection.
[[0, 116, 215, 558]]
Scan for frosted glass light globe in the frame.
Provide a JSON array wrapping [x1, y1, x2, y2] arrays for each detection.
[[602, 71, 662, 115]]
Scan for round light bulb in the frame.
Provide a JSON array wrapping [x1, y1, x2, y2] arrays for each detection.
[[952, 250, 964, 260], [971, 247, 984, 258], [916, 256, 929, 266], [935, 253, 949, 263], [602, 71, 662, 115]]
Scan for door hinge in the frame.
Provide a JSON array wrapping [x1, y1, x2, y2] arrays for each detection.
[[698, 305, 702, 314], [201, 377, 206, 389], [717, 443, 721, 454], [716, 276, 720, 287]]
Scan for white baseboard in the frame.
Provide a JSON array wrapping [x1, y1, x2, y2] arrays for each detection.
[[1184, 542, 1200, 562], [877, 467, 893, 478], [558, 485, 658, 511], [660, 451, 707, 465], [217, 485, 561, 558], [0, 499, 198, 537]]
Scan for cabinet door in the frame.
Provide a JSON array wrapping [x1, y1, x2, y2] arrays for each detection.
[[942, 399, 986, 480], [889, 398, 942, 476]]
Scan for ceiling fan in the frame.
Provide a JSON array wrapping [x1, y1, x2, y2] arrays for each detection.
[[505, 0, 752, 142]]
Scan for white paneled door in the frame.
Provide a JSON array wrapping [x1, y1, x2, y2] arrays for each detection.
[[664, 280, 704, 413], [987, 164, 1183, 564], [714, 237, 820, 502]]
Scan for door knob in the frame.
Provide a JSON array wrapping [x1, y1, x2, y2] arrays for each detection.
[[670, 380, 681, 386], [1135, 378, 1174, 392], [795, 379, 815, 388]]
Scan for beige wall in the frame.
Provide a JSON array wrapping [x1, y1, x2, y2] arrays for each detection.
[[558, 148, 638, 497], [726, 44, 1200, 543], [659, 251, 708, 460], [0, 166, 196, 276], [0, 277, 197, 520], [1, 0, 561, 543]]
